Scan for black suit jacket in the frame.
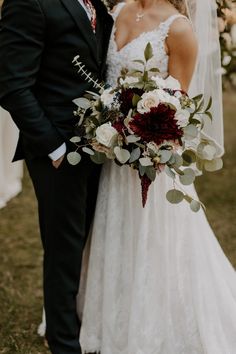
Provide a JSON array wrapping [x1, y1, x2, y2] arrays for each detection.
[[0, 0, 113, 160]]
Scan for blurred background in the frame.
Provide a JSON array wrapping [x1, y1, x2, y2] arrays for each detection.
[[0, 0, 235, 353]]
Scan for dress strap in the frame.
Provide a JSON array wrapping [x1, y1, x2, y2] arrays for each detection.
[[159, 14, 189, 40], [110, 2, 126, 21]]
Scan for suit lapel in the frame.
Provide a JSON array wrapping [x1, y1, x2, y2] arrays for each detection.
[[60, 0, 98, 62], [92, 0, 113, 73]]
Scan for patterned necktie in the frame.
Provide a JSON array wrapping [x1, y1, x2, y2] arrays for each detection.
[[83, 0, 97, 32]]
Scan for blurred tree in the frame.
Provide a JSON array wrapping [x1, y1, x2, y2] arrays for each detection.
[[217, 0, 236, 88]]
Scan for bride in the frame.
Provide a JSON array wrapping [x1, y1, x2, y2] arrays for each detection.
[[78, 0, 236, 353], [0, 107, 23, 208]]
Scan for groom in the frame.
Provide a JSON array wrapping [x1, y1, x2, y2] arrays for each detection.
[[0, 0, 113, 353]]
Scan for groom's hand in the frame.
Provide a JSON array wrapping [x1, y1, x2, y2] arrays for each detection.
[[49, 142, 67, 168], [52, 155, 65, 169]]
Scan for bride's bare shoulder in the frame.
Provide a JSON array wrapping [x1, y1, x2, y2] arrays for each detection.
[[169, 16, 193, 35], [167, 16, 197, 57]]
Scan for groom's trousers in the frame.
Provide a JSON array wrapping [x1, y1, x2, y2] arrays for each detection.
[[26, 153, 100, 354]]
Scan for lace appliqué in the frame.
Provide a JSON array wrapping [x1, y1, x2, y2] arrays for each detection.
[[106, 4, 187, 87]]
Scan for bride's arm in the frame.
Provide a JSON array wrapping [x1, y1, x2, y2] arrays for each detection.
[[166, 19, 198, 92]]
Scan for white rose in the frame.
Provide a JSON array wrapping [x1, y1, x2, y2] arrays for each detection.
[[120, 76, 139, 87], [165, 76, 181, 90], [153, 89, 171, 102], [175, 109, 190, 128], [100, 88, 115, 107], [167, 96, 181, 111], [137, 91, 160, 113], [151, 76, 167, 89], [174, 91, 183, 99], [154, 89, 181, 111], [96, 123, 118, 147]]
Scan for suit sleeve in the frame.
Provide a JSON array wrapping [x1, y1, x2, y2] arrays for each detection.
[[0, 0, 64, 157]]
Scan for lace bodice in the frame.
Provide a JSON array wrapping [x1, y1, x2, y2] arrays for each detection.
[[106, 3, 187, 86]]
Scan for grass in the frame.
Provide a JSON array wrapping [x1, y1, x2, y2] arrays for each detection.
[[0, 92, 236, 354]]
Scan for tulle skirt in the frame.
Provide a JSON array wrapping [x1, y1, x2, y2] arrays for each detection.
[[80, 161, 236, 354], [0, 108, 23, 208]]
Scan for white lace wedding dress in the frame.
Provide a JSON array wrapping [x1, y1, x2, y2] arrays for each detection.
[[79, 4, 236, 354], [0, 107, 23, 208]]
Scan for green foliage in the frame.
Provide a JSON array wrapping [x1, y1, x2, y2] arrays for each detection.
[[144, 42, 153, 61], [67, 151, 81, 165], [90, 151, 107, 164], [217, 0, 236, 89], [166, 189, 184, 204]]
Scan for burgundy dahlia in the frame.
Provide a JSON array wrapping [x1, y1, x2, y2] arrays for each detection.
[[119, 88, 144, 115], [141, 175, 152, 207], [112, 119, 126, 134], [129, 104, 183, 145]]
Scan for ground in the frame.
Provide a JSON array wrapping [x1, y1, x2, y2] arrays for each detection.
[[0, 92, 235, 354]]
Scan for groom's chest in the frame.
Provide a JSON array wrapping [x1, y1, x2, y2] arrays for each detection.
[[39, 0, 112, 63]]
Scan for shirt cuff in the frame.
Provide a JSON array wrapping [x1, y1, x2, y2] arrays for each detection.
[[48, 143, 66, 161]]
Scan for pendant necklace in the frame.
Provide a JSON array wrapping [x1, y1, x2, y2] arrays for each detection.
[[136, 11, 145, 22]]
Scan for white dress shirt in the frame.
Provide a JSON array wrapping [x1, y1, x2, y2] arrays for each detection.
[[49, 0, 92, 161]]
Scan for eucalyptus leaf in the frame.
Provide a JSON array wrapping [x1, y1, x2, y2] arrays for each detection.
[[166, 189, 184, 204], [202, 145, 216, 160], [90, 151, 107, 164], [159, 150, 172, 164], [197, 143, 216, 160], [196, 157, 204, 171], [164, 165, 176, 179], [183, 124, 198, 140], [73, 97, 91, 110], [139, 164, 146, 177], [182, 150, 196, 165], [126, 135, 141, 143], [145, 166, 156, 181], [168, 153, 176, 165], [184, 194, 193, 203], [114, 147, 130, 164], [70, 136, 82, 143], [82, 147, 95, 155], [204, 158, 223, 172], [67, 151, 81, 165], [129, 147, 141, 163], [190, 200, 201, 212], [172, 154, 183, 168], [179, 168, 195, 185], [139, 157, 153, 167]]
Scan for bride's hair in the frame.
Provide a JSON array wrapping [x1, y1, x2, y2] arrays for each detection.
[[168, 0, 186, 14]]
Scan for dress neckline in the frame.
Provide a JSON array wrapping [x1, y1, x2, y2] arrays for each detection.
[[112, 4, 186, 54]]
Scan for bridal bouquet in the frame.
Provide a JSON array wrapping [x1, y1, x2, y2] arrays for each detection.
[[68, 43, 223, 211]]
